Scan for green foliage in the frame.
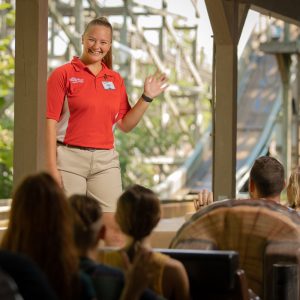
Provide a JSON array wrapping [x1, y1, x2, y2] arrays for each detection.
[[0, 124, 13, 198], [115, 90, 210, 189], [0, 3, 14, 198]]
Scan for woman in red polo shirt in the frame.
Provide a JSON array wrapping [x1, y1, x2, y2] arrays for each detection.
[[46, 17, 167, 246]]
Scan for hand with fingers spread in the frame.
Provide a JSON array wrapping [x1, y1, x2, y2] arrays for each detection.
[[120, 245, 155, 300], [143, 71, 169, 100], [194, 189, 213, 211], [117, 70, 169, 132]]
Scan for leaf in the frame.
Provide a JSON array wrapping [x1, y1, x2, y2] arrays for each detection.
[[0, 3, 12, 10]]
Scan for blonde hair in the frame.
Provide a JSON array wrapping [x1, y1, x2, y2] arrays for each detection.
[[83, 17, 113, 69], [287, 166, 300, 209]]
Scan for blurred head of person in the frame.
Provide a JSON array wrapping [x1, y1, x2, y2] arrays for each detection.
[[69, 194, 105, 257], [1, 172, 79, 300], [287, 166, 300, 210], [249, 156, 285, 202], [115, 184, 160, 258]]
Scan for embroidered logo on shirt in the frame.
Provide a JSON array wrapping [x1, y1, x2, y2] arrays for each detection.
[[69, 77, 84, 84]]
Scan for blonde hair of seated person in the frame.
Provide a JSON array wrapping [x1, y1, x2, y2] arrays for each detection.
[[287, 166, 300, 210]]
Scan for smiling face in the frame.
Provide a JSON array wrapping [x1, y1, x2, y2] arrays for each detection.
[[81, 24, 112, 65]]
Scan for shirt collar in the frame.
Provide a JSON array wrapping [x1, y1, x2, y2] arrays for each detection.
[[71, 56, 109, 74]]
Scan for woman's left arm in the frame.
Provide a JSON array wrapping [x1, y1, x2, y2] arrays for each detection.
[[117, 71, 168, 132]]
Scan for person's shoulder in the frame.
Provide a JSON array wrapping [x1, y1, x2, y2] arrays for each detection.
[[104, 66, 123, 80], [49, 62, 73, 77], [0, 250, 58, 300], [108, 69, 122, 78], [165, 256, 185, 271], [162, 256, 190, 300], [163, 255, 188, 283], [153, 252, 169, 263]]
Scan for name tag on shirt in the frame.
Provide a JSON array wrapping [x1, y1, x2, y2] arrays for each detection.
[[102, 81, 115, 90]]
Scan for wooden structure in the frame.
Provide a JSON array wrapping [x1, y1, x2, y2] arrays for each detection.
[[205, 0, 300, 200]]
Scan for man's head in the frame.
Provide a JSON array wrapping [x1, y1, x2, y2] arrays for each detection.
[[249, 156, 285, 201]]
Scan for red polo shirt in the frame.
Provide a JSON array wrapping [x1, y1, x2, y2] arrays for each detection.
[[47, 57, 131, 149]]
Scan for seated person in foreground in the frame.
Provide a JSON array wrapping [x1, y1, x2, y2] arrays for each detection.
[[287, 166, 300, 211], [1, 172, 95, 300], [98, 185, 190, 300], [0, 250, 58, 300], [194, 156, 285, 210], [69, 194, 163, 300]]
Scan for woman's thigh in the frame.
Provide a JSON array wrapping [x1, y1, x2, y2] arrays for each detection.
[[60, 171, 87, 197], [57, 145, 90, 196], [87, 165, 122, 213]]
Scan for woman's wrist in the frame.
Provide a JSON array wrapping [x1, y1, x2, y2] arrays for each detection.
[[141, 93, 153, 103]]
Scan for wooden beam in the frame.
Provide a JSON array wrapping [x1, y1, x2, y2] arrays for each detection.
[[237, 3, 250, 42], [260, 41, 300, 54], [205, 0, 248, 45], [205, 0, 233, 45], [56, 2, 126, 17], [297, 54, 300, 165], [126, 6, 167, 73], [205, 0, 248, 200], [276, 54, 292, 178], [14, 0, 48, 186], [235, 0, 300, 26], [165, 17, 203, 87], [191, 0, 201, 18], [213, 44, 238, 200], [49, 1, 81, 55], [74, 0, 84, 51]]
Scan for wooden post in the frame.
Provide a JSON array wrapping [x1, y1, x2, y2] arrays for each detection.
[[205, 0, 249, 200], [14, 0, 48, 187], [298, 54, 300, 165], [276, 52, 292, 178]]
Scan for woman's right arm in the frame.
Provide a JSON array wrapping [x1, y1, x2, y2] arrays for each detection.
[[46, 67, 66, 186], [46, 119, 62, 186]]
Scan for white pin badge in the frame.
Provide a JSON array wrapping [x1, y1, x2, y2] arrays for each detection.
[[102, 81, 115, 90]]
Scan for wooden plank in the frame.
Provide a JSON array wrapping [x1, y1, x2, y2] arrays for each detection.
[[205, 1, 244, 199], [237, 0, 300, 26], [205, 0, 233, 45], [261, 41, 300, 54]]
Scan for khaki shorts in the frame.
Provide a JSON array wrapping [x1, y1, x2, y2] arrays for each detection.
[[56, 145, 122, 212]]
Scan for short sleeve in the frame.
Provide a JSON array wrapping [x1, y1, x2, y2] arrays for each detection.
[[47, 67, 68, 121], [115, 77, 131, 123]]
